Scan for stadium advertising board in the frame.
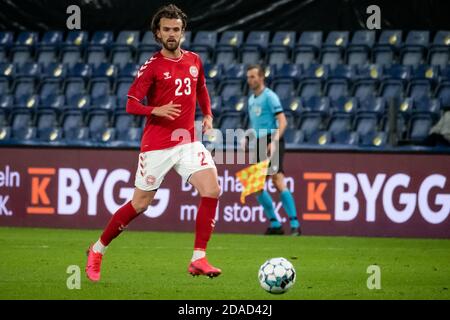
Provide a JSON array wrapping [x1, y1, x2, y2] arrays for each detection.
[[0, 147, 449, 238]]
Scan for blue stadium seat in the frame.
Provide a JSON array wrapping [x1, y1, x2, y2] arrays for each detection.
[[327, 113, 353, 136], [282, 110, 298, 130], [380, 79, 404, 100], [113, 110, 140, 142], [115, 31, 140, 49], [428, 31, 450, 68], [40, 94, 65, 109], [359, 131, 387, 147], [92, 63, 118, 82], [15, 62, 40, 79], [0, 94, 13, 110], [267, 31, 296, 68], [435, 82, 450, 107], [15, 93, 39, 109], [35, 109, 61, 141], [354, 113, 379, 136], [64, 78, 86, 100], [373, 30, 402, 66], [301, 63, 329, 80], [192, 31, 218, 51], [10, 46, 32, 66], [215, 31, 243, 65], [91, 95, 116, 110], [86, 109, 112, 142], [0, 31, 14, 50], [400, 31, 429, 67], [320, 48, 343, 69], [0, 62, 14, 81], [407, 79, 432, 101], [324, 31, 349, 48], [61, 47, 83, 68], [222, 95, 247, 113], [321, 32, 348, 68], [330, 96, 357, 114], [62, 109, 88, 140], [300, 96, 330, 115], [218, 111, 247, 132], [15, 31, 38, 48], [346, 30, 375, 67], [86, 46, 107, 68], [64, 31, 89, 48], [204, 64, 223, 88], [0, 79, 10, 97], [89, 79, 111, 100], [118, 63, 138, 80], [90, 31, 114, 48], [39, 79, 62, 101], [297, 79, 322, 100], [358, 96, 386, 115], [294, 31, 322, 68], [67, 62, 92, 80], [408, 112, 434, 142], [329, 64, 355, 80], [218, 80, 244, 103], [42, 63, 67, 80], [353, 79, 378, 102], [10, 108, 36, 140], [274, 63, 302, 82], [209, 95, 223, 117], [111, 47, 134, 68], [36, 48, 58, 67], [67, 94, 91, 109], [223, 64, 246, 80], [240, 31, 270, 65], [413, 97, 441, 117], [39, 31, 63, 49], [271, 79, 296, 105], [115, 79, 133, 98], [331, 130, 358, 145], [355, 64, 382, 81], [284, 128, 304, 146], [306, 131, 331, 145], [324, 79, 349, 103], [13, 79, 35, 100], [298, 112, 323, 139]]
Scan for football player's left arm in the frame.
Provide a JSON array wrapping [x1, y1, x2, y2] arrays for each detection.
[[196, 60, 213, 132], [274, 112, 287, 141]]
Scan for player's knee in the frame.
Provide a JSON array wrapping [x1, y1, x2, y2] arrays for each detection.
[[201, 184, 221, 198], [131, 198, 152, 214]]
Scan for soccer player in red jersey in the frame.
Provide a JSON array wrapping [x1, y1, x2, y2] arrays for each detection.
[[86, 4, 222, 281]]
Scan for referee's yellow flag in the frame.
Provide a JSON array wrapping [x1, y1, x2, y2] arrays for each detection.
[[235, 160, 269, 204]]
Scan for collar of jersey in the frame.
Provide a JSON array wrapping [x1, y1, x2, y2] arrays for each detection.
[[159, 49, 185, 62]]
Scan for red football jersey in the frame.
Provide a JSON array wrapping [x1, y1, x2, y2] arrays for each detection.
[[126, 49, 212, 152]]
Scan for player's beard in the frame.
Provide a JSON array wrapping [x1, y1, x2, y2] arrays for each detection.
[[162, 38, 180, 52]]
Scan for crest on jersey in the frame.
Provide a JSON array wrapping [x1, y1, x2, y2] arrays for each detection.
[[252, 105, 262, 117], [189, 66, 198, 77], [145, 175, 156, 186]]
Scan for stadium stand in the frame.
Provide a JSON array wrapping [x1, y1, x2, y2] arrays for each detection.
[[0, 30, 449, 149]]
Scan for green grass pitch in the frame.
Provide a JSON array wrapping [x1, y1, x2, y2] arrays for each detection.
[[0, 227, 449, 300]]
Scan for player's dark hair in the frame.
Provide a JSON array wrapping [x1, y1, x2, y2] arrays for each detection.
[[151, 4, 187, 43], [247, 64, 265, 78]]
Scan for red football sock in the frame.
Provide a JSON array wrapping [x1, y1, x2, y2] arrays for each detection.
[[100, 201, 138, 246], [194, 197, 219, 250]]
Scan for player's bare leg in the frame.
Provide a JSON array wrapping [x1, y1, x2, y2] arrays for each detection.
[[187, 168, 222, 278], [271, 173, 301, 236], [86, 188, 156, 282]]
